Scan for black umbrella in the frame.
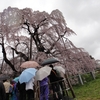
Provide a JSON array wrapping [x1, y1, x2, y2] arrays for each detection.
[[0, 74, 10, 81], [41, 57, 59, 66]]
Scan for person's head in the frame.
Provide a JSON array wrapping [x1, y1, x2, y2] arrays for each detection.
[[3, 79, 7, 82], [36, 65, 41, 70], [49, 64, 53, 69]]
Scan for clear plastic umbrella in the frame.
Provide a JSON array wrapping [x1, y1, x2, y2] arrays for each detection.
[[35, 66, 52, 81], [53, 66, 65, 74]]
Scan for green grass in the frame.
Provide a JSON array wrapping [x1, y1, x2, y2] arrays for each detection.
[[72, 71, 100, 100]]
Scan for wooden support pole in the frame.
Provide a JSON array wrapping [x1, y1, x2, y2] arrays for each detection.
[[65, 73, 76, 98], [78, 74, 84, 85], [90, 71, 95, 80]]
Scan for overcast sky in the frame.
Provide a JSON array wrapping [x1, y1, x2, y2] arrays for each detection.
[[0, 0, 100, 60]]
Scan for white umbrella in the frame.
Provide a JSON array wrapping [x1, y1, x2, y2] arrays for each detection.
[[35, 65, 52, 81], [53, 66, 65, 74]]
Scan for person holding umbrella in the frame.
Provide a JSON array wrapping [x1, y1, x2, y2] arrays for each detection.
[[49, 64, 63, 100], [39, 77, 49, 100], [35, 65, 51, 100], [17, 68, 37, 100], [25, 77, 34, 100], [16, 81, 26, 100]]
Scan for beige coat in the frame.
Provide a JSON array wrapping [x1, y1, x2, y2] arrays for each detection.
[[3, 81, 12, 93]]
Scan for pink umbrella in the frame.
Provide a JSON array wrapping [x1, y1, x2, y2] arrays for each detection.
[[20, 61, 39, 68]]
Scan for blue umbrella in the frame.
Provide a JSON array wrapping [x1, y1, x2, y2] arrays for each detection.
[[19, 68, 37, 84], [13, 76, 19, 83]]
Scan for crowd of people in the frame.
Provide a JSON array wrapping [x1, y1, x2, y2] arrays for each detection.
[[0, 64, 67, 100]]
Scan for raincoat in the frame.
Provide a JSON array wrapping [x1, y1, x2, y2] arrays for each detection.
[[39, 77, 49, 100], [11, 82, 19, 100]]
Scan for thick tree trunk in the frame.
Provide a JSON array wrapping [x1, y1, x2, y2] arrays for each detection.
[[0, 43, 17, 72], [11, 47, 29, 61]]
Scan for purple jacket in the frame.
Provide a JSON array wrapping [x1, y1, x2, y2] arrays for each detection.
[[40, 77, 48, 86]]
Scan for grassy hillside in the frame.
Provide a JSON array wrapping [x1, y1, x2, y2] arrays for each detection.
[[73, 71, 100, 100]]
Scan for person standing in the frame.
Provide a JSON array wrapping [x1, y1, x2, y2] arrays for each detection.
[[16, 81, 26, 100], [11, 81, 19, 100], [39, 77, 49, 100], [26, 78, 34, 100], [3, 79, 13, 100], [55, 69, 67, 97], [49, 65, 63, 100], [0, 81, 6, 100]]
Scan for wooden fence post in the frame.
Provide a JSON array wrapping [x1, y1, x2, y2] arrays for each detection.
[[78, 74, 84, 85], [90, 71, 95, 80], [65, 73, 76, 98]]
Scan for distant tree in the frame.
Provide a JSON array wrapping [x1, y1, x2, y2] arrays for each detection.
[[0, 7, 97, 98], [0, 7, 96, 75]]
